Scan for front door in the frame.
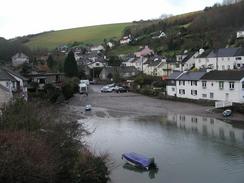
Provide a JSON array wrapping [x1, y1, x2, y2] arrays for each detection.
[[225, 93, 229, 101]]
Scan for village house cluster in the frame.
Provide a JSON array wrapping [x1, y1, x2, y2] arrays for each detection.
[[120, 46, 244, 106]]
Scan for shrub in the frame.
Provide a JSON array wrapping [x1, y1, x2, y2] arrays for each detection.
[[0, 99, 109, 183], [0, 131, 56, 183], [44, 84, 62, 103]]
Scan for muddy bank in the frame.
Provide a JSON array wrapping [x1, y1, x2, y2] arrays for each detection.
[[59, 85, 244, 123]]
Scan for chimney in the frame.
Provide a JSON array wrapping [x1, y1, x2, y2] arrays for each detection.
[[199, 48, 205, 55]]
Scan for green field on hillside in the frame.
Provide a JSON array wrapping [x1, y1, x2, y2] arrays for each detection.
[[25, 23, 133, 50]]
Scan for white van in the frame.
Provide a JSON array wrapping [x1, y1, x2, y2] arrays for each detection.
[[80, 80, 90, 86], [79, 83, 88, 94]]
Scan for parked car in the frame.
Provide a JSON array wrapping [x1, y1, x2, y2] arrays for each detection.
[[114, 86, 128, 93], [101, 86, 114, 93]]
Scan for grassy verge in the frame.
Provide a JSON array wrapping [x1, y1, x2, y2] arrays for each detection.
[[25, 23, 133, 50]]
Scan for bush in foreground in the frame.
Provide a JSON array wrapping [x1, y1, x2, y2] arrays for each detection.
[[0, 99, 109, 183]]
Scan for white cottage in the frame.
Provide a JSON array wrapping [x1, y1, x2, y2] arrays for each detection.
[[175, 71, 206, 100], [195, 48, 244, 71], [237, 27, 244, 38], [12, 52, 29, 67], [166, 71, 183, 97], [200, 70, 244, 103]]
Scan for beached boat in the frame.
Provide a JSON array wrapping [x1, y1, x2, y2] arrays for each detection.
[[122, 152, 155, 170], [85, 104, 92, 111], [223, 109, 232, 117]]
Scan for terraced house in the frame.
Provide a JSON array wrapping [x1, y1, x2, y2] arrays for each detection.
[[195, 48, 244, 70], [167, 70, 244, 104]]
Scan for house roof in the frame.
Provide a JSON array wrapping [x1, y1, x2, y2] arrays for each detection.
[[12, 52, 29, 59], [177, 71, 206, 81], [181, 52, 196, 63], [168, 71, 183, 80], [197, 48, 244, 58], [148, 60, 162, 67], [197, 49, 212, 58], [208, 48, 239, 58], [3, 67, 28, 81], [234, 47, 244, 56], [0, 69, 17, 81], [201, 70, 244, 81]]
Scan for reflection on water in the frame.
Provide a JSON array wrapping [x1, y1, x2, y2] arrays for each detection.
[[83, 112, 244, 183], [122, 163, 158, 179], [166, 113, 244, 145]]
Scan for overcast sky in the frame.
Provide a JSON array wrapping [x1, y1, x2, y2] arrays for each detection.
[[0, 0, 222, 39]]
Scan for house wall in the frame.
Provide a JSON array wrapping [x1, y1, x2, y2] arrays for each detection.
[[0, 87, 12, 106], [166, 85, 177, 96], [195, 56, 244, 70], [199, 80, 244, 103], [0, 81, 13, 92], [237, 31, 244, 38], [176, 80, 200, 100], [12, 57, 29, 67]]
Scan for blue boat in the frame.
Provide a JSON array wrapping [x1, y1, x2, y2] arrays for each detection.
[[122, 152, 155, 170]]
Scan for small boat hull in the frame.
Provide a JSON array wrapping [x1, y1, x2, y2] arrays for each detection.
[[85, 105, 92, 111], [122, 152, 155, 170], [223, 109, 232, 117]]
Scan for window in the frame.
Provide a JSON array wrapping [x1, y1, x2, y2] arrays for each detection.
[[172, 88, 175, 92], [236, 57, 242, 60], [202, 81, 206, 88], [202, 94, 207, 98], [191, 117, 198, 123], [229, 82, 235, 90], [183, 81, 185, 86], [242, 82, 244, 89], [237, 64, 241, 67], [191, 81, 197, 86], [210, 92, 214, 99], [219, 81, 224, 89], [222, 65, 225, 70], [180, 115, 185, 121], [191, 90, 197, 96], [227, 65, 231, 70], [179, 89, 185, 95]]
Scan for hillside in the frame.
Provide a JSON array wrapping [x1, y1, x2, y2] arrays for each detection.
[[24, 23, 133, 50], [115, 1, 244, 56]]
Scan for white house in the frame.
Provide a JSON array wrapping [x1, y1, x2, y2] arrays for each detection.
[[90, 45, 105, 52], [175, 71, 206, 100], [166, 71, 183, 97], [181, 51, 202, 71], [0, 84, 12, 106], [200, 70, 244, 103], [0, 68, 28, 101], [120, 35, 131, 45], [195, 48, 244, 71], [12, 52, 29, 67], [237, 27, 244, 38]]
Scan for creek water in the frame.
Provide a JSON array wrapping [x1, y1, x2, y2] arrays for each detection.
[[83, 113, 244, 183]]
